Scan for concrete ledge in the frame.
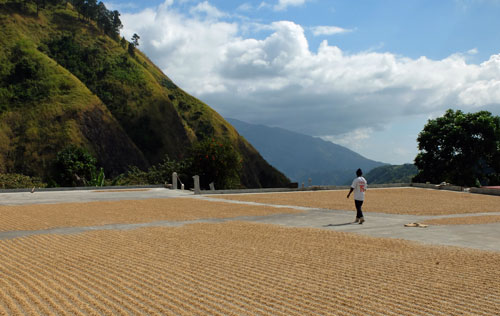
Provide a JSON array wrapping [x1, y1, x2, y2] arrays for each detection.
[[0, 184, 166, 194], [410, 183, 464, 192], [470, 187, 500, 196], [200, 187, 342, 195], [200, 183, 415, 195]]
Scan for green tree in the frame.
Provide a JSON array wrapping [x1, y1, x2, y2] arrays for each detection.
[[127, 33, 140, 56], [73, 0, 84, 19], [111, 10, 122, 39], [413, 109, 500, 186], [187, 138, 242, 189], [52, 146, 99, 187], [131, 33, 140, 47], [6, 41, 51, 105]]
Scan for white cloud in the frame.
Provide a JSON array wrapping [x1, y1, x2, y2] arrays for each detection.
[[258, 2, 272, 10], [468, 48, 479, 55], [320, 128, 374, 151], [310, 26, 352, 36], [103, 1, 138, 11], [120, 1, 500, 143], [274, 0, 308, 11], [189, 1, 226, 19], [237, 3, 253, 11]]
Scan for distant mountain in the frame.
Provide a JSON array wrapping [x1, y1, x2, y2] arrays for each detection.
[[365, 164, 418, 184], [227, 118, 387, 185]]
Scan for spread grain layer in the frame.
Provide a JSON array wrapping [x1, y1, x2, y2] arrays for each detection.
[[215, 188, 500, 215], [0, 222, 498, 315], [0, 198, 302, 232]]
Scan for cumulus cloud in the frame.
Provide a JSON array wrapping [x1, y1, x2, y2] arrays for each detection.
[[237, 3, 253, 11], [189, 1, 226, 19], [274, 0, 308, 11], [103, 1, 138, 11], [468, 48, 479, 55], [321, 128, 374, 151], [120, 1, 500, 152], [310, 26, 352, 36]]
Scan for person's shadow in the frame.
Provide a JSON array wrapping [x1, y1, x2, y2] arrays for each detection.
[[324, 222, 355, 227]]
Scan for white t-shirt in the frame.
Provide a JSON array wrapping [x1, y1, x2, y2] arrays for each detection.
[[351, 176, 367, 201]]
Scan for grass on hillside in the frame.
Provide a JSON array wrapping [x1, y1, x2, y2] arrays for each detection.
[[0, 0, 288, 188]]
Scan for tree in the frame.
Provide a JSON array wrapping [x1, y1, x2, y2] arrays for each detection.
[[131, 33, 140, 47], [85, 0, 98, 22], [73, 0, 84, 19], [187, 138, 242, 189], [120, 36, 127, 48], [52, 146, 100, 187], [413, 109, 500, 186], [128, 33, 140, 56], [111, 10, 122, 39], [7, 41, 51, 104], [96, 2, 108, 31]]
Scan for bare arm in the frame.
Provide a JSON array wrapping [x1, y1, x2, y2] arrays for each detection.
[[347, 187, 354, 198]]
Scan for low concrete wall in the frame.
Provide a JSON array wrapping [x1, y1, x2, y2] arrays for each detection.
[[200, 186, 347, 195], [200, 183, 414, 195], [410, 183, 464, 192], [372, 183, 412, 188], [201, 183, 482, 195], [470, 187, 500, 196], [0, 184, 165, 194]]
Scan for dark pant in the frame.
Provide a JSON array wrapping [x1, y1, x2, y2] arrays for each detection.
[[355, 200, 364, 218]]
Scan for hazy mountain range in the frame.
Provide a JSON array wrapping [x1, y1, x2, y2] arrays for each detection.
[[227, 118, 387, 185]]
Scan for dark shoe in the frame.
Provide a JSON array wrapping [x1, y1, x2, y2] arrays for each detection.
[[359, 217, 365, 224], [354, 217, 360, 223]]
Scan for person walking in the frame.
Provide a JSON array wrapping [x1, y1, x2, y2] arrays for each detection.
[[347, 168, 367, 224]]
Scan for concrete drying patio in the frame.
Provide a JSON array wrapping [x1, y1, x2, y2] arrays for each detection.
[[1, 187, 499, 315], [1, 187, 499, 252]]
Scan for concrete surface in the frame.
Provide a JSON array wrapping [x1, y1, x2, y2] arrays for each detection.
[[0, 187, 192, 205], [195, 195, 500, 252], [1, 188, 499, 252]]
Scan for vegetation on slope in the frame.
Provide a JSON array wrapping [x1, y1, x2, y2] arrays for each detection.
[[0, 0, 289, 188], [365, 164, 418, 184]]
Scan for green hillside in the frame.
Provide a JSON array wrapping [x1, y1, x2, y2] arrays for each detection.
[[365, 164, 418, 184], [0, 0, 289, 188]]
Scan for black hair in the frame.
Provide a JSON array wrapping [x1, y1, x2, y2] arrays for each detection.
[[356, 168, 362, 177]]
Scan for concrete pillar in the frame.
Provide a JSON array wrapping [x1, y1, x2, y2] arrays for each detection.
[[209, 182, 215, 191], [193, 175, 201, 195], [172, 172, 178, 190]]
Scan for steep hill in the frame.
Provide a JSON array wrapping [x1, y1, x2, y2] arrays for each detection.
[[227, 118, 386, 185], [365, 164, 418, 184], [0, 0, 289, 188]]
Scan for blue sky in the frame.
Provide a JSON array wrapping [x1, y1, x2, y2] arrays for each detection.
[[106, 0, 500, 164]]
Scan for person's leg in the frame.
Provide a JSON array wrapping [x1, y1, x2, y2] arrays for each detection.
[[355, 200, 364, 224], [353, 200, 360, 222]]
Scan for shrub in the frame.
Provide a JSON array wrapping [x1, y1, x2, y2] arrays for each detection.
[[113, 156, 187, 186], [0, 173, 47, 189], [186, 138, 242, 190], [52, 145, 100, 187]]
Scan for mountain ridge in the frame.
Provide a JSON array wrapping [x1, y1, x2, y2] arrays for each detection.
[[227, 118, 387, 185]]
